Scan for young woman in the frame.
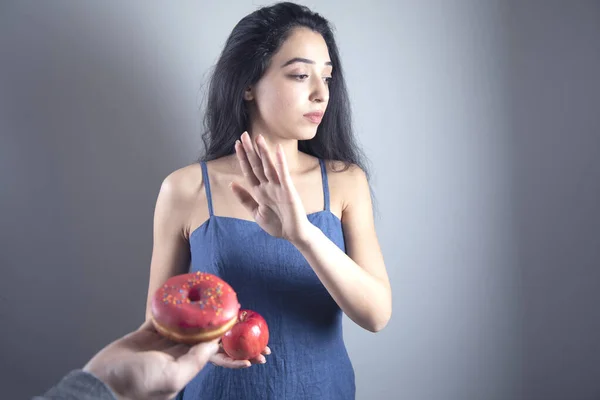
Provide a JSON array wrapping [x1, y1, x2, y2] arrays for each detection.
[[145, 2, 391, 399]]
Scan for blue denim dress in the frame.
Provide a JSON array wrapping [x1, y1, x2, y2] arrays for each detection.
[[178, 159, 355, 399]]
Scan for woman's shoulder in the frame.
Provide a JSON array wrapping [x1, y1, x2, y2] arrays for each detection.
[[324, 159, 368, 185], [158, 162, 205, 209], [158, 155, 238, 206], [323, 159, 370, 214], [162, 162, 203, 191]]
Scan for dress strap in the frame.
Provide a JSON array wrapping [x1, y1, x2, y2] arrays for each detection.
[[200, 161, 214, 216], [318, 159, 330, 211]]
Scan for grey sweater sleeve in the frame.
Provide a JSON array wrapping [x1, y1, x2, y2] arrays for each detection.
[[32, 370, 117, 400]]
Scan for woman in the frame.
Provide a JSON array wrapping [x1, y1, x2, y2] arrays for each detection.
[[145, 2, 391, 399]]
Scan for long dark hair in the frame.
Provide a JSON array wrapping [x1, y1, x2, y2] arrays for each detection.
[[200, 2, 370, 180]]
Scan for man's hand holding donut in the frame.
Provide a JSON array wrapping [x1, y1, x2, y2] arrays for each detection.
[[83, 320, 219, 400]]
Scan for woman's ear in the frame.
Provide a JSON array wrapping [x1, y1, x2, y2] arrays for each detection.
[[244, 86, 254, 101]]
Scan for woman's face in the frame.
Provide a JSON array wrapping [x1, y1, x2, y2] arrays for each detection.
[[247, 27, 332, 141]]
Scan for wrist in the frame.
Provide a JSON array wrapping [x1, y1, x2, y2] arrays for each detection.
[[290, 221, 320, 251], [81, 366, 122, 399], [84, 364, 127, 400]]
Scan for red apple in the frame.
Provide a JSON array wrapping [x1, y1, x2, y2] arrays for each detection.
[[221, 309, 269, 360]]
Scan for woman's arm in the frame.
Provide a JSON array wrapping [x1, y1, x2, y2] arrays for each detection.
[[293, 165, 391, 333], [230, 133, 391, 333], [144, 171, 194, 321], [145, 166, 269, 368]]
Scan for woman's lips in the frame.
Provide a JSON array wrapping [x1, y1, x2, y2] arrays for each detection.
[[304, 111, 323, 124]]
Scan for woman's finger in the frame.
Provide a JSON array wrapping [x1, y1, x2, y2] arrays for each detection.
[[256, 135, 280, 184], [230, 181, 259, 215], [275, 144, 293, 190], [235, 139, 260, 187], [240, 132, 267, 183]]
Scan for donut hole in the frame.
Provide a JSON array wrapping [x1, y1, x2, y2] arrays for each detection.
[[188, 286, 203, 302]]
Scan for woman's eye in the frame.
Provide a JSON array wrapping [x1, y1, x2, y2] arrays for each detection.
[[290, 75, 332, 84]]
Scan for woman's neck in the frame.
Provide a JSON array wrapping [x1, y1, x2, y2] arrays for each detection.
[[247, 129, 303, 174]]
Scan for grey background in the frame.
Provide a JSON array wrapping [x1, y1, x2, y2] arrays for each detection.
[[1, 1, 598, 399]]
